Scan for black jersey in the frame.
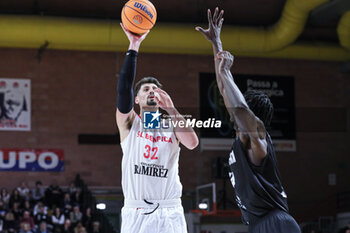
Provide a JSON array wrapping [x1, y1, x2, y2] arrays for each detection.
[[228, 133, 289, 225]]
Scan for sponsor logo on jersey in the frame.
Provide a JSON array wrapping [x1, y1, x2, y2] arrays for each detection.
[[137, 131, 173, 143], [134, 162, 168, 178], [134, 2, 154, 19]]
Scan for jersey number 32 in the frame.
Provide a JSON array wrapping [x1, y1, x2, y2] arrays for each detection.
[[143, 145, 158, 160]]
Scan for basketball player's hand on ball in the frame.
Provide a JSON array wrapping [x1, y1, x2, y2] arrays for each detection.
[[195, 7, 224, 44], [120, 23, 150, 51], [217, 51, 234, 73], [153, 88, 174, 111]]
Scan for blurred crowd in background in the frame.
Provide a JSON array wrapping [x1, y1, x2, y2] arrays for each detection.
[[0, 181, 100, 233]]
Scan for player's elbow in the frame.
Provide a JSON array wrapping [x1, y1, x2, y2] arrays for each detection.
[[186, 143, 198, 150], [182, 135, 199, 150], [231, 106, 252, 123], [186, 136, 199, 150], [232, 105, 250, 114]]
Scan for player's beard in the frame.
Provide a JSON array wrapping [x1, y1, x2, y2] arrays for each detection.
[[147, 99, 157, 106]]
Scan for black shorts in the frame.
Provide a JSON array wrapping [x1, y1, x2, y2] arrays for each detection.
[[249, 209, 301, 233]]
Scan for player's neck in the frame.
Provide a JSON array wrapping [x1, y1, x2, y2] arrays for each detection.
[[140, 107, 160, 116]]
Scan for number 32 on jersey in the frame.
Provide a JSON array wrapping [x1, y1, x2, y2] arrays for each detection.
[[143, 145, 158, 160]]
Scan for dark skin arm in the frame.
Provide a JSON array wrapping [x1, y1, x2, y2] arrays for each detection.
[[196, 8, 224, 87], [196, 8, 267, 165]]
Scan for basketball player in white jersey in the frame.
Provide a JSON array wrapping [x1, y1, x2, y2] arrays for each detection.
[[116, 23, 199, 233]]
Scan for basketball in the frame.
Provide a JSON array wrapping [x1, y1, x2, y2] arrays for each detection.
[[121, 0, 157, 34]]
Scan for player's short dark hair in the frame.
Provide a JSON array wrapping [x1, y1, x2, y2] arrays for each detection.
[[134, 77, 162, 96], [244, 90, 274, 127]]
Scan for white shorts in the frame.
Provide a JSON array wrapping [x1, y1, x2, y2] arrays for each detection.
[[121, 199, 188, 233]]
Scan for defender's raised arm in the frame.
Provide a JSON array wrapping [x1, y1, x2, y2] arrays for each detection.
[[196, 8, 267, 165]]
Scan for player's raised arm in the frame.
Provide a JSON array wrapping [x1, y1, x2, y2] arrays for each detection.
[[195, 7, 224, 89], [217, 50, 268, 164], [116, 24, 149, 141], [196, 8, 267, 165]]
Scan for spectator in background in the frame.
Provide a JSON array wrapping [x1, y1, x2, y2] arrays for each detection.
[[19, 211, 34, 231], [62, 204, 72, 220], [8, 228, 17, 233], [62, 219, 73, 233], [33, 202, 47, 216], [4, 211, 17, 233], [76, 229, 86, 233], [73, 222, 85, 233], [21, 201, 32, 216], [32, 181, 45, 203], [19, 222, 33, 233], [89, 222, 100, 233], [9, 189, 22, 209], [45, 182, 63, 209], [67, 183, 77, 196], [36, 221, 51, 233], [0, 201, 7, 220], [51, 208, 65, 231], [34, 203, 49, 227], [1, 188, 11, 208], [17, 182, 30, 199], [12, 202, 21, 221], [61, 194, 72, 210], [69, 206, 82, 227], [82, 208, 92, 231], [71, 189, 82, 207]]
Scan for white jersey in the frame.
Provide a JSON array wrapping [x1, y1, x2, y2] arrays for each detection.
[[121, 115, 182, 200]]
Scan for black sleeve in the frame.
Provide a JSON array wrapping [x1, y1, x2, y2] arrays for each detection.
[[117, 50, 138, 114]]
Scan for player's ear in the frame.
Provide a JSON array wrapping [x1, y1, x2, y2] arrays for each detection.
[[135, 96, 139, 104]]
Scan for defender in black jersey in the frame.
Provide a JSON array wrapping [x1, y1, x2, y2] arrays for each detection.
[[196, 8, 301, 233]]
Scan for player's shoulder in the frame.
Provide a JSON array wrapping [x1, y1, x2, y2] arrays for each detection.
[[117, 109, 137, 128], [128, 112, 140, 128], [117, 111, 139, 143]]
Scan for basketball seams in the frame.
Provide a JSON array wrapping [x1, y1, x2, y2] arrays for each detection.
[[129, 0, 157, 17], [125, 5, 154, 26], [122, 8, 147, 32]]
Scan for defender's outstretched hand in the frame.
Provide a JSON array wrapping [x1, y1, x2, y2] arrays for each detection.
[[121, 23, 150, 51], [195, 7, 224, 43]]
